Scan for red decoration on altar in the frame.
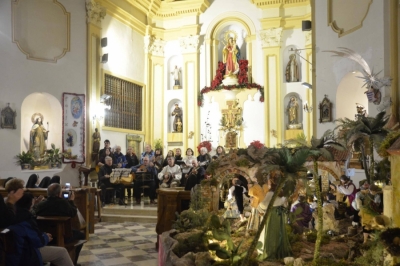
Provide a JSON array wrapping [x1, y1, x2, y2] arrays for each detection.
[[197, 141, 212, 153], [198, 60, 264, 107], [249, 140, 264, 149]]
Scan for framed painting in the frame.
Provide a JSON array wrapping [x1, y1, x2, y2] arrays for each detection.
[[319, 95, 333, 123], [62, 93, 85, 163]]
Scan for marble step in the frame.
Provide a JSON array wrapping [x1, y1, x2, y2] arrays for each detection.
[[102, 206, 157, 216], [101, 213, 157, 223]]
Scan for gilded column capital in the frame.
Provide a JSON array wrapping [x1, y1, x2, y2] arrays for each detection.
[[178, 35, 200, 54], [144, 35, 166, 57], [304, 31, 312, 46], [259, 28, 283, 48], [85, 0, 106, 25]]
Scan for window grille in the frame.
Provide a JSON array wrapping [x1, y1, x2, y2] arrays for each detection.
[[104, 73, 142, 131]]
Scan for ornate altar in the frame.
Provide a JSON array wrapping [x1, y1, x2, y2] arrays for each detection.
[[220, 100, 242, 148]]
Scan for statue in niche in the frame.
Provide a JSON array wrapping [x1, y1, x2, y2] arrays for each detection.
[[223, 37, 240, 77], [285, 54, 299, 82], [29, 113, 49, 160], [286, 97, 300, 128], [171, 66, 181, 89], [172, 103, 183, 133], [92, 128, 101, 161]]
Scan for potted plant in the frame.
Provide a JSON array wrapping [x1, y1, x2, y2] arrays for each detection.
[[44, 143, 64, 168], [15, 151, 34, 170]]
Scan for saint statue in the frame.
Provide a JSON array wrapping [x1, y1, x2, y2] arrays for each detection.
[[171, 66, 181, 86], [172, 103, 183, 132], [222, 37, 239, 76], [29, 116, 49, 160], [285, 54, 299, 82], [286, 97, 299, 125], [92, 128, 101, 153]]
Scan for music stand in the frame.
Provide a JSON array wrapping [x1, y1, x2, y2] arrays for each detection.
[[135, 172, 153, 197]]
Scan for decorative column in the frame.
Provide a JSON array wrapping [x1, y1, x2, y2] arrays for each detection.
[[304, 30, 313, 142], [259, 27, 283, 147], [144, 35, 166, 146], [85, 0, 106, 167], [179, 35, 200, 151]]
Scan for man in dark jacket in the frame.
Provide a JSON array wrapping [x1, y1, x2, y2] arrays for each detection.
[[98, 156, 126, 205], [35, 184, 85, 265]]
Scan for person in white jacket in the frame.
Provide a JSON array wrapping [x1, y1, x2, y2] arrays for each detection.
[[158, 156, 182, 188]]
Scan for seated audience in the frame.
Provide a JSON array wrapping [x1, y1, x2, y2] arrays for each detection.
[[26, 174, 40, 188], [215, 145, 226, 157], [49, 175, 61, 185], [35, 183, 85, 265], [182, 148, 196, 174], [141, 144, 155, 163], [162, 150, 174, 167], [38, 176, 51, 188], [131, 156, 157, 204], [3, 177, 15, 189], [98, 148, 113, 167], [98, 139, 111, 165], [97, 156, 126, 206], [153, 148, 163, 172], [1, 178, 25, 227], [125, 146, 139, 199], [112, 145, 126, 167], [291, 195, 312, 234], [158, 156, 182, 188], [9, 192, 74, 266], [174, 148, 184, 167], [182, 160, 205, 191], [197, 147, 211, 169]]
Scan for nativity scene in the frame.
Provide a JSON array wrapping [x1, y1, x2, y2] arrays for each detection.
[[1, 0, 400, 266]]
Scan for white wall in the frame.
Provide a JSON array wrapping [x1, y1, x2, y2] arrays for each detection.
[[0, 0, 86, 183], [100, 15, 146, 155], [315, 0, 390, 137]]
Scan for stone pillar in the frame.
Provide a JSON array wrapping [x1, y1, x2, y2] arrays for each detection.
[[387, 152, 400, 227], [85, 0, 106, 167], [144, 35, 166, 145], [304, 30, 313, 142], [259, 27, 283, 147], [179, 35, 200, 151]]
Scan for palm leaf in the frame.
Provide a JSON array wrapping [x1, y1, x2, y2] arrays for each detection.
[[324, 47, 371, 75], [318, 147, 334, 161]]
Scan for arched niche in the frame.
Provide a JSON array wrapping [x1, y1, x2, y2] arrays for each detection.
[[283, 92, 303, 129], [167, 99, 183, 133], [21, 92, 62, 152], [282, 45, 302, 83], [336, 71, 367, 120], [167, 55, 183, 90], [205, 12, 256, 81]]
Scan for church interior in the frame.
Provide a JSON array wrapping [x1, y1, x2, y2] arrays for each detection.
[[1, 0, 400, 265]]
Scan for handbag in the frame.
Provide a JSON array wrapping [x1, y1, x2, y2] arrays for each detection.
[[71, 209, 86, 230]]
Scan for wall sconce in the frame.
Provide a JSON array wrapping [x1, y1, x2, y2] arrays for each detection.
[[302, 82, 312, 89], [101, 37, 108, 63], [302, 20, 312, 31], [303, 101, 313, 113]]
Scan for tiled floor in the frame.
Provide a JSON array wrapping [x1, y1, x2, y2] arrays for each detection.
[[78, 222, 158, 266]]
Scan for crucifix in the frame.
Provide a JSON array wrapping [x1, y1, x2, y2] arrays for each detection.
[[221, 100, 241, 129]]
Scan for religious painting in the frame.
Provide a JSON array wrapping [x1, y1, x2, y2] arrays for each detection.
[[319, 95, 333, 123], [62, 93, 85, 163], [126, 134, 143, 155], [224, 131, 237, 149], [1, 103, 17, 129]]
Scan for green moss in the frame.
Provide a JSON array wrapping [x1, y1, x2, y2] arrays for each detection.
[[354, 232, 385, 266], [235, 158, 250, 167], [306, 231, 330, 245], [378, 130, 400, 158], [172, 231, 208, 257]]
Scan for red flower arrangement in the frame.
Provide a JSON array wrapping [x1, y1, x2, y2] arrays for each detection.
[[249, 140, 264, 149], [198, 60, 264, 107], [197, 141, 212, 153]]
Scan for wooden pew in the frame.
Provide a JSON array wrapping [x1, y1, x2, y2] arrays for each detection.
[[0, 187, 96, 239], [36, 216, 87, 263], [155, 188, 191, 250]]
